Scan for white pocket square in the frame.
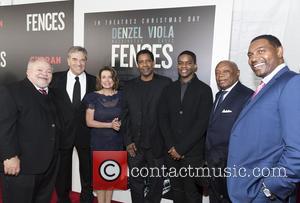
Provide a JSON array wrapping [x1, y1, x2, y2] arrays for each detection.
[[222, 109, 232, 113]]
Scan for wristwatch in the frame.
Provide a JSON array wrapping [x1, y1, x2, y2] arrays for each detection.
[[262, 182, 276, 200]]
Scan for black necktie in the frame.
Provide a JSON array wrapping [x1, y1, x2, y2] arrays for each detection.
[[72, 76, 81, 108], [214, 90, 227, 111]]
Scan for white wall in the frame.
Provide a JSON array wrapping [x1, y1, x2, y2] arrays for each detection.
[[229, 0, 300, 88]]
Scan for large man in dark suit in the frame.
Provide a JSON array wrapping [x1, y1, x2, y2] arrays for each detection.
[[0, 58, 60, 203], [121, 49, 172, 203], [159, 50, 213, 203], [205, 60, 253, 203], [51, 46, 96, 203], [227, 35, 300, 202]]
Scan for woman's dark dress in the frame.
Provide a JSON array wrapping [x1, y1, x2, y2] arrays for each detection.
[[83, 91, 123, 151]]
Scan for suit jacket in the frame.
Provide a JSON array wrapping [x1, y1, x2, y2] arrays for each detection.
[[206, 82, 253, 167], [50, 71, 96, 149], [159, 75, 213, 158], [227, 67, 300, 202], [121, 74, 172, 158], [0, 78, 60, 174]]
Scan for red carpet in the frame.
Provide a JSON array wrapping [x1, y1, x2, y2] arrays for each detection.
[[1, 177, 299, 202], [0, 177, 121, 203]]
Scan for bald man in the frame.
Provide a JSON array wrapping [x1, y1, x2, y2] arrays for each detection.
[[0, 58, 60, 203], [205, 60, 253, 203]]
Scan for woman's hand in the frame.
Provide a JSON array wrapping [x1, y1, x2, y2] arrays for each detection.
[[111, 118, 121, 131]]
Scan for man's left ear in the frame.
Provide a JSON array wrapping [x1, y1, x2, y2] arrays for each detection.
[[194, 65, 198, 72], [277, 46, 284, 59]]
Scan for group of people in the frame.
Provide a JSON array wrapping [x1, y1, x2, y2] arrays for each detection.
[[0, 34, 300, 203]]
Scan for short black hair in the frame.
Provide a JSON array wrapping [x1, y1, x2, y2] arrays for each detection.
[[136, 49, 154, 63], [251, 35, 282, 48], [178, 50, 197, 64]]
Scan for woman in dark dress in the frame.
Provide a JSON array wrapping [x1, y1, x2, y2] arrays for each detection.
[[84, 66, 122, 203]]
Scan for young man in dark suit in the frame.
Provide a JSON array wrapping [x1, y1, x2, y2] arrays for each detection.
[[0, 58, 60, 203], [51, 46, 96, 203], [205, 60, 253, 203], [121, 49, 172, 203], [159, 50, 213, 203]]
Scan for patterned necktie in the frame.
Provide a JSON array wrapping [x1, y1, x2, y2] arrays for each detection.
[[252, 81, 265, 98], [72, 76, 81, 108], [39, 88, 47, 95], [214, 90, 227, 111]]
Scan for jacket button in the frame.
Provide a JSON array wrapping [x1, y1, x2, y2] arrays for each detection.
[[179, 110, 183, 114], [51, 124, 55, 128]]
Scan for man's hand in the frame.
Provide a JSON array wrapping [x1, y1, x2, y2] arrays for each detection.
[[168, 146, 184, 160], [3, 156, 20, 176], [126, 143, 137, 157]]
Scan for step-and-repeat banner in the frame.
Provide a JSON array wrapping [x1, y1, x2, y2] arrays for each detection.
[[84, 6, 215, 84], [0, 0, 73, 85], [1, 1, 230, 202], [84, 6, 215, 200]]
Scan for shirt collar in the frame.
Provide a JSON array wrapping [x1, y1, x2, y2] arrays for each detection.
[[222, 81, 238, 92], [33, 85, 48, 93], [262, 63, 286, 84], [67, 70, 86, 80]]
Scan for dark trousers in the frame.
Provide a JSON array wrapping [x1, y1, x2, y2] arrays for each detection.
[[208, 176, 231, 203], [128, 148, 164, 203], [165, 156, 203, 203], [1, 154, 59, 203], [55, 147, 93, 203]]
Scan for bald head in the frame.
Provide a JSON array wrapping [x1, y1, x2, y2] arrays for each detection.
[[215, 60, 240, 90], [26, 58, 53, 88]]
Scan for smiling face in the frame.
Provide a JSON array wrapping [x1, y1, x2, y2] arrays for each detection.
[[100, 70, 114, 90], [26, 59, 52, 88], [67, 51, 87, 76], [247, 38, 283, 78], [215, 61, 240, 90], [137, 53, 154, 81], [177, 54, 197, 82]]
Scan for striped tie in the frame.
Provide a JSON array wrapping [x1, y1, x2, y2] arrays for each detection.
[[252, 81, 265, 98]]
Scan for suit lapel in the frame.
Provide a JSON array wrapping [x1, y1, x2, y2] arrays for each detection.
[[59, 72, 72, 104], [85, 73, 94, 94], [232, 67, 289, 130], [211, 82, 241, 122], [181, 75, 197, 106], [174, 80, 182, 106]]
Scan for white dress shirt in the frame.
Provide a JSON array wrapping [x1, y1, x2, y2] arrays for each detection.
[[66, 70, 87, 102]]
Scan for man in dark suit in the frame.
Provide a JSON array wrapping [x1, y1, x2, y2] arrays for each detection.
[[227, 35, 300, 202], [159, 50, 213, 203], [51, 46, 96, 203], [205, 60, 253, 203], [121, 49, 172, 203], [0, 58, 60, 203]]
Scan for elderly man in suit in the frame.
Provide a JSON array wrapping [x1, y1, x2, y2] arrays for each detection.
[[159, 50, 213, 203], [205, 60, 253, 203], [0, 58, 60, 203], [51, 46, 96, 203], [227, 34, 300, 202]]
